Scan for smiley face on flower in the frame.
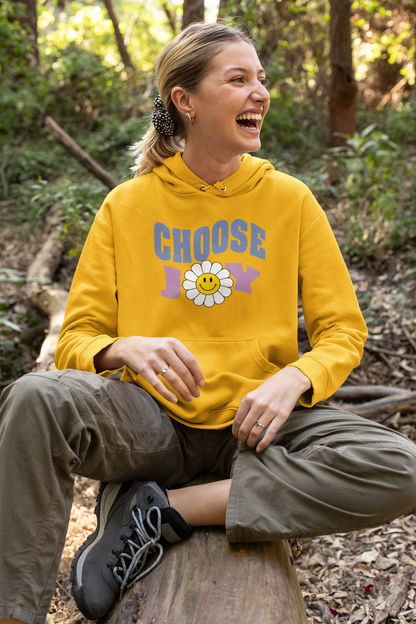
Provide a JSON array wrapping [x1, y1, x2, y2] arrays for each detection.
[[183, 260, 233, 307]]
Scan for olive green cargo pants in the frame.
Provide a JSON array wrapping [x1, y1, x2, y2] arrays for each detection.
[[1, 369, 416, 624]]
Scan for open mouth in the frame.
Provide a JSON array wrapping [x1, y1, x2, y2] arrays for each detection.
[[236, 113, 261, 129]]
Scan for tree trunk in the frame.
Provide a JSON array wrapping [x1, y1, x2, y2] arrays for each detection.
[[13, 0, 39, 65], [182, 0, 204, 30], [102, 0, 135, 70], [328, 0, 357, 146], [217, 0, 228, 21]]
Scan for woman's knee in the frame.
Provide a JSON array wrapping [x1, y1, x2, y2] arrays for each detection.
[[0, 372, 82, 454]]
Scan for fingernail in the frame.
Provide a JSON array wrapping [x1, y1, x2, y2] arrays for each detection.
[[186, 395, 193, 402], [193, 390, 200, 398], [199, 379, 205, 387], [256, 445, 262, 453]]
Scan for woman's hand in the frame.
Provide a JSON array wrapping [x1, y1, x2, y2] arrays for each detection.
[[232, 367, 311, 453], [95, 337, 204, 404]]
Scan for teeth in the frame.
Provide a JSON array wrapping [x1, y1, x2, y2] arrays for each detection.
[[236, 113, 262, 121]]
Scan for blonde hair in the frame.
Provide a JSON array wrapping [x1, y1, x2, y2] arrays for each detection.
[[131, 22, 252, 177]]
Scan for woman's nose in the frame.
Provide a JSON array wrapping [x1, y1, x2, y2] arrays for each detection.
[[252, 84, 269, 103]]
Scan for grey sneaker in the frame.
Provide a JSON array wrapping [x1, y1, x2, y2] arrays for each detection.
[[70, 480, 193, 620]]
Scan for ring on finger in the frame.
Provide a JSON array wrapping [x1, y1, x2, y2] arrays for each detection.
[[161, 365, 170, 375], [254, 420, 265, 429]]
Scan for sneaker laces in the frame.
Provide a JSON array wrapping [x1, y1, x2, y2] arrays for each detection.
[[112, 505, 164, 598]]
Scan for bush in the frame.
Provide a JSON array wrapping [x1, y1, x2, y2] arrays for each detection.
[[328, 124, 416, 258], [30, 178, 107, 255]]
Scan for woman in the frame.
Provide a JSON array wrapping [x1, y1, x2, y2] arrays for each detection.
[[1, 22, 416, 624]]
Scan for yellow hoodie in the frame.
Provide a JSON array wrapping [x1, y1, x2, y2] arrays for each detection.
[[55, 152, 367, 428]]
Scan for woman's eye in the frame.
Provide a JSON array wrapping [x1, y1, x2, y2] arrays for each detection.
[[232, 76, 244, 83], [259, 78, 269, 86]]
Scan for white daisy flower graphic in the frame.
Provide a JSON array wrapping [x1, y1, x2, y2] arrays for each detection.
[[182, 260, 233, 307]]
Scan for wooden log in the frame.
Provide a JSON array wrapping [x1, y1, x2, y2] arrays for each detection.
[[25, 209, 64, 302], [24, 209, 69, 372], [103, 474, 308, 624], [31, 286, 68, 372], [45, 116, 119, 190], [330, 385, 407, 401], [103, 528, 308, 624], [342, 391, 416, 419]]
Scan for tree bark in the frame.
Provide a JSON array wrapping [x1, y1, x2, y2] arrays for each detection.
[[102, 0, 135, 70], [13, 0, 39, 65], [182, 0, 204, 30], [328, 0, 357, 146]]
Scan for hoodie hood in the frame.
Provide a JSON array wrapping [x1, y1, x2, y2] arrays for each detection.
[[152, 151, 274, 198]]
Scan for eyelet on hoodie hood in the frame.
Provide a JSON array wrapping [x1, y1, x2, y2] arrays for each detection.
[[152, 151, 274, 197]]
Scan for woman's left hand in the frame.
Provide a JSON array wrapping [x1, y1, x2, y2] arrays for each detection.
[[232, 367, 311, 452]]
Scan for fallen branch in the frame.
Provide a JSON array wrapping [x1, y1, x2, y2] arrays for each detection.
[[45, 116, 119, 190], [373, 565, 413, 624], [342, 391, 416, 419], [365, 343, 416, 361], [330, 385, 407, 401], [403, 326, 416, 353], [378, 75, 408, 109]]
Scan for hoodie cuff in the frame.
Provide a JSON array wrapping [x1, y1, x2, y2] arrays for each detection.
[[78, 336, 122, 373], [286, 355, 329, 407]]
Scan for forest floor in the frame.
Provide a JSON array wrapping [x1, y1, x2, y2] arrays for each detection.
[[1, 207, 416, 624]]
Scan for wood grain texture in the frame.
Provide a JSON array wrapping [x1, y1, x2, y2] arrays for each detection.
[[103, 527, 308, 624]]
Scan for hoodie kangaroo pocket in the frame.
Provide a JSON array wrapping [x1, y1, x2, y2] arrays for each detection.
[[130, 337, 279, 428], [178, 337, 279, 423]]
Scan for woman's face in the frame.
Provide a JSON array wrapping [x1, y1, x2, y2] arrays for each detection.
[[188, 41, 270, 159]]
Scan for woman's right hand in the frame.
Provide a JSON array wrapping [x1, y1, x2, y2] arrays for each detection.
[[94, 336, 204, 404]]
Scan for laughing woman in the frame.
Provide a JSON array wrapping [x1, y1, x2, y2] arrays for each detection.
[[2, 22, 416, 624]]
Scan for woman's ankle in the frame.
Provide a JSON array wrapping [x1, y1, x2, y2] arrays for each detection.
[[167, 479, 231, 526]]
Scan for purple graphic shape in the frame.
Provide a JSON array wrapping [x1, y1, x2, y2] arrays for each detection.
[[161, 266, 182, 299], [225, 263, 260, 294]]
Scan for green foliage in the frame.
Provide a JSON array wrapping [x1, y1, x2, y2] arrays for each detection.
[[30, 178, 107, 255], [39, 1, 165, 72], [259, 94, 328, 168], [0, 0, 35, 79], [0, 1, 43, 134], [329, 124, 416, 258], [225, 0, 330, 98]]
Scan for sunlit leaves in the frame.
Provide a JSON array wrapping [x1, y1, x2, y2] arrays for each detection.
[[38, 0, 167, 71]]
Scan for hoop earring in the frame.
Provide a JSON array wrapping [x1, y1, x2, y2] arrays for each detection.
[[186, 112, 195, 126]]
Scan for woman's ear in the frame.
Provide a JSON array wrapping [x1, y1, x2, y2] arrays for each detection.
[[171, 87, 194, 118]]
